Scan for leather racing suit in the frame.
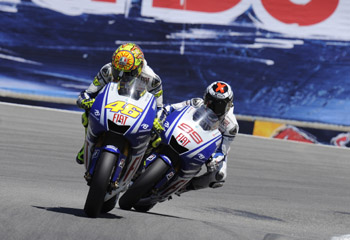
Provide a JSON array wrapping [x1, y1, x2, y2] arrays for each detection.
[[77, 59, 163, 109], [164, 97, 239, 192]]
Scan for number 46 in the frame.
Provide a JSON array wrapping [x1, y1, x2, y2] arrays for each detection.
[[105, 101, 143, 118]]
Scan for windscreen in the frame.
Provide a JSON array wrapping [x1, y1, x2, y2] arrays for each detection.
[[192, 105, 220, 131], [117, 76, 147, 100]]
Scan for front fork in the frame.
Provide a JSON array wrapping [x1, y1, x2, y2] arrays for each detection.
[[85, 146, 127, 188], [84, 132, 128, 191], [141, 153, 177, 191], [140, 153, 202, 199]]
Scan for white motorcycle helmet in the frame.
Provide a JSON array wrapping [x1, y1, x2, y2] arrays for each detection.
[[203, 81, 234, 119]]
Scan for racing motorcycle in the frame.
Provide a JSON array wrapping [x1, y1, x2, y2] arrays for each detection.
[[83, 77, 157, 218], [118, 104, 222, 212]]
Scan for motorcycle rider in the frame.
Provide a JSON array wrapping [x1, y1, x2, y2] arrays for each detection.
[[159, 81, 239, 193], [75, 42, 164, 164]]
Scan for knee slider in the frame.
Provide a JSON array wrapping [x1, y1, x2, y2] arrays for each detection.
[[215, 171, 225, 181], [208, 170, 226, 188], [209, 181, 224, 188]]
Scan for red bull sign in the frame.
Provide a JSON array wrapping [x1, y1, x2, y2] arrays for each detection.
[[32, 0, 350, 39]]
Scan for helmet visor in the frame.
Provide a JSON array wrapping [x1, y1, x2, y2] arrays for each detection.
[[112, 67, 141, 81], [205, 94, 232, 117]]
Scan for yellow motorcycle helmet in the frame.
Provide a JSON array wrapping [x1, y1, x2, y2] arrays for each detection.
[[111, 43, 144, 80]]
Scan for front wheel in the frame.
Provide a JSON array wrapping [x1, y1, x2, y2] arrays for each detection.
[[84, 151, 117, 218], [119, 158, 169, 211]]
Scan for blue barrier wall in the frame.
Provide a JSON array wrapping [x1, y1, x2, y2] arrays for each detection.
[[0, 0, 349, 127]]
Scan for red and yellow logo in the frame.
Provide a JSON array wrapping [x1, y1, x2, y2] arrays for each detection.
[[112, 50, 135, 71]]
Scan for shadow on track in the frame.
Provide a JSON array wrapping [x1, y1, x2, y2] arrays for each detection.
[[118, 207, 194, 220], [32, 206, 123, 219]]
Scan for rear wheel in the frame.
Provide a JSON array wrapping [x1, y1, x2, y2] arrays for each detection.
[[101, 194, 117, 213], [119, 158, 169, 211], [84, 151, 117, 218], [133, 204, 156, 212]]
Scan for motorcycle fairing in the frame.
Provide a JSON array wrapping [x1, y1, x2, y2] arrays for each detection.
[[162, 106, 222, 160], [85, 81, 157, 202], [90, 82, 156, 147], [162, 106, 190, 143]]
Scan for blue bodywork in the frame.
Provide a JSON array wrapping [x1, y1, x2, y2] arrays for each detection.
[[89, 83, 156, 148], [146, 106, 222, 183], [86, 82, 156, 181]]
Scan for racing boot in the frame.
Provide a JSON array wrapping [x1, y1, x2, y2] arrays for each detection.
[[76, 146, 85, 165], [175, 171, 225, 196]]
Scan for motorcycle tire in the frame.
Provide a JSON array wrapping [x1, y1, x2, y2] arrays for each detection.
[[133, 203, 156, 213], [101, 195, 117, 213], [84, 151, 117, 218], [119, 158, 169, 211]]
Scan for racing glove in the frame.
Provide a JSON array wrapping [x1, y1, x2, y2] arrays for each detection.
[[206, 152, 225, 172], [151, 117, 164, 148], [81, 98, 95, 110], [153, 117, 164, 133]]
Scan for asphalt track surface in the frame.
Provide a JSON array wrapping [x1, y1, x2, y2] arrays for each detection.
[[1, 102, 350, 240]]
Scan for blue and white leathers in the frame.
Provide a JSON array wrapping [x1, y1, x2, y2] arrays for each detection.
[[84, 78, 156, 201], [139, 105, 222, 204]]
